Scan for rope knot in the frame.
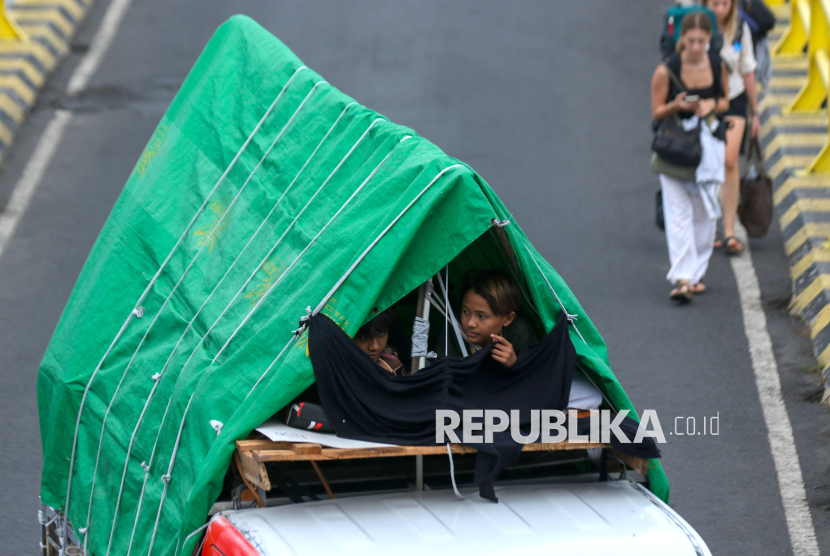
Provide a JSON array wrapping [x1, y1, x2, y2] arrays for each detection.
[[490, 218, 510, 227], [151, 372, 161, 381], [140, 461, 150, 472], [209, 420, 224, 435], [566, 313, 578, 324], [293, 306, 314, 337], [161, 474, 171, 485], [132, 306, 145, 318], [78, 526, 88, 535]]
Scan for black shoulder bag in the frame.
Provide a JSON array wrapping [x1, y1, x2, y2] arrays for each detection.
[[651, 64, 702, 169]]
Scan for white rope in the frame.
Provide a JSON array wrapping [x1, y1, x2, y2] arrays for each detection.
[[210, 123, 399, 365], [145, 393, 195, 556], [124, 391, 175, 556], [435, 270, 468, 357], [312, 163, 464, 317], [61, 66, 308, 530], [248, 163, 464, 397], [151, 102, 357, 385], [87, 80, 328, 550], [174, 118, 385, 375], [425, 295, 448, 320], [444, 266, 449, 357], [177, 522, 210, 556], [487, 226, 539, 316], [521, 242, 586, 345], [104, 377, 164, 556], [446, 444, 467, 499]]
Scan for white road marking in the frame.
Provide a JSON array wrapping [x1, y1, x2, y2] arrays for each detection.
[[67, 0, 136, 96], [0, 110, 72, 260], [730, 223, 820, 556], [0, 0, 135, 263]]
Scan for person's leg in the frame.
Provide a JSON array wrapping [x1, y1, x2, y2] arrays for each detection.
[[660, 174, 695, 299], [722, 115, 746, 252], [691, 190, 717, 288]]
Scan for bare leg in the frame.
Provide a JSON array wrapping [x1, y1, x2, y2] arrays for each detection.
[[722, 115, 746, 247]]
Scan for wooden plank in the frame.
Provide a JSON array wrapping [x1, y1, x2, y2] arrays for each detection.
[[236, 439, 293, 451], [292, 443, 322, 455], [612, 451, 649, 476], [236, 449, 271, 491], [250, 442, 608, 462]]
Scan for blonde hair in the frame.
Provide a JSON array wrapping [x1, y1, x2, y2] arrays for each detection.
[[702, 0, 738, 41], [676, 11, 713, 53]]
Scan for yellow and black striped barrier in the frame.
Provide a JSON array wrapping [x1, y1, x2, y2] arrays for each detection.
[[763, 0, 830, 404], [0, 0, 94, 160]]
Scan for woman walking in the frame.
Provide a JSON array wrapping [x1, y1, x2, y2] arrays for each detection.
[[651, 13, 729, 302], [703, 0, 760, 254]]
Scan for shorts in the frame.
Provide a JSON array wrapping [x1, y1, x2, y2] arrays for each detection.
[[725, 91, 749, 119]]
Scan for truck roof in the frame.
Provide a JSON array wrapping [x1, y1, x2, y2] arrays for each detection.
[[219, 480, 709, 556]]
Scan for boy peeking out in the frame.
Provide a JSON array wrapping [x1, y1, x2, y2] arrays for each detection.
[[353, 309, 405, 375]]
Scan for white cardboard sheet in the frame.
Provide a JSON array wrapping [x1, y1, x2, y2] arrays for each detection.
[[255, 419, 396, 449]]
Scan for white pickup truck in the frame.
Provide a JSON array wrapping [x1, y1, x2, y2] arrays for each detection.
[[198, 479, 710, 556]]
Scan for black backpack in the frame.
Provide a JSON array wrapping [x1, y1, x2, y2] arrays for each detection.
[[739, 0, 776, 44]]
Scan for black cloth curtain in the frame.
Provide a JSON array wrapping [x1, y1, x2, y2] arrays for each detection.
[[309, 312, 575, 501]]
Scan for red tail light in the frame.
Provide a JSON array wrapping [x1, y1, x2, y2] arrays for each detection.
[[200, 516, 259, 556]]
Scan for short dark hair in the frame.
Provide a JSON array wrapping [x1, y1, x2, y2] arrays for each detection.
[[356, 308, 396, 339], [462, 270, 522, 316]]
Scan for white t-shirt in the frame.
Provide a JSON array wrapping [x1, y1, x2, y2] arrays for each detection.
[[719, 21, 757, 99]]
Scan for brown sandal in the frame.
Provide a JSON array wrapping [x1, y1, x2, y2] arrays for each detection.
[[690, 281, 706, 294], [725, 236, 744, 254], [670, 282, 694, 303]]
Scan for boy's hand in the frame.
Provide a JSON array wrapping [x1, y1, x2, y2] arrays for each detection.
[[490, 334, 517, 367]]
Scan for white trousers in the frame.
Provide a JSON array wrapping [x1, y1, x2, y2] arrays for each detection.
[[660, 174, 717, 285]]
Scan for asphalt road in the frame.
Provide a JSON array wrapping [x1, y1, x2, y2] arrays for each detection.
[[1, 0, 828, 553]]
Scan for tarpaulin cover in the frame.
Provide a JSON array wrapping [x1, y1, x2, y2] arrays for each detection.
[[37, 15, 669, 556]]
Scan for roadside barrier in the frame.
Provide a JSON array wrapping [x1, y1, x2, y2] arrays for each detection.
[[0, 0, 94, 161], [764, 0, 830, 405], [784, 0, 830, 173], [0, 4, 25, 40], [774, 0, 811, 56]]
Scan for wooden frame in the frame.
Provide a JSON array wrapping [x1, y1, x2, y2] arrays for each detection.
[[233, 438, 615, 495]]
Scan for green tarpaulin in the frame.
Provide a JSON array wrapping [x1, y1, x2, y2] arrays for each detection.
[[37, 15, 668, 556]]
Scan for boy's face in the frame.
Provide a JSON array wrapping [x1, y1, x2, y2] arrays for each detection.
[[354, 332, 389, 360], [460, 290, 515, 346]]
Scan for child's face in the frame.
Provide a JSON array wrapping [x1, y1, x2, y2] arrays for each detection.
[[460, 290, 515, 346], [354, 332, 389, 360]]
